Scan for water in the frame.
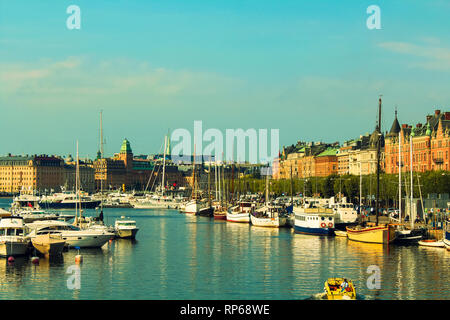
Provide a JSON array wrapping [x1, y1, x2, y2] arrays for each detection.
[[0, 198, 448, 300]]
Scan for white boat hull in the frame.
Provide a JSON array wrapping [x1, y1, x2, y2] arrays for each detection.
[[0, 242, 28, 256], [226, 212, 250, 223], [250, 215, 286, 228]]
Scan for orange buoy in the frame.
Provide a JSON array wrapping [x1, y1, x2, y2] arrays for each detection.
[[75, 254, 83, 264], [7, 256, 14, 263]]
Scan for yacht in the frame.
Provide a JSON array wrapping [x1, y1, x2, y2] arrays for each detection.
[[328, 198, 358, 230], [115, 219, 139, 239], [0, 217, 29, 256], [39, 191, 100, 209], [26, 220, 114, 248]]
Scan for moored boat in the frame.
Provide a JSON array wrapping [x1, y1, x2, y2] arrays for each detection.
[[115, 219, 139, 239], [250, 205, 289, 228], [346, 224, 396, 244], [31, 233, 66, 256], [293, 206, 335, 236], [226, 201, 254, 223], [0, 217, 29, 257], [418, 239, 445, 248]]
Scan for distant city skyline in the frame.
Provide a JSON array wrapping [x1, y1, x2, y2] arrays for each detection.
[[1, 0, 449, 159]]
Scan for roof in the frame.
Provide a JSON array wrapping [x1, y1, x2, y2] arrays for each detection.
[[120, 139, 132, 154], [316, 148, 338, 157]]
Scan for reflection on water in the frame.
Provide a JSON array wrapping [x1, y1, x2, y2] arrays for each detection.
[[0, 198, 448, 300]]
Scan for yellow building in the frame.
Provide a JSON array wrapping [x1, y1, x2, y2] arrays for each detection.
[[0, 155, 64, 194]]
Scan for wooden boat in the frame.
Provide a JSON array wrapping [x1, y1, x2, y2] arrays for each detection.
[[31, 233, 66, 256], [213, 206, 227, 220], [418, 239, 445, 248], [324, 278, 356, 300], [346, 224, 395, 244], [250, 205, 289, 228]]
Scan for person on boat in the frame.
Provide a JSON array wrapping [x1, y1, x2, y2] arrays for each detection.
[[340, 279, 349, 292]]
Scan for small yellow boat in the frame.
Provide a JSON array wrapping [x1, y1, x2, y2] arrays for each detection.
[[324, 278, 356, 300]]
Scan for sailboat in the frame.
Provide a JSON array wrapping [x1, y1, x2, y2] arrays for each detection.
[[183, 148, 212, 216], [346, 97, 396, 244], [393, 126, 423, 244], [250, 170, 289, 227], [213, 162, 227, 220], [443, 220, 450, 250]]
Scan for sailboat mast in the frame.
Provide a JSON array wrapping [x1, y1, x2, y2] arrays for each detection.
[[410, 133, 414, 229], [76, 141, 80, 222], [376, 97, 382, 226], [192, 145, 196, 200], [399, 131, 402, 223], [100, 111, 104, 213], [162, 135, 167, 196]]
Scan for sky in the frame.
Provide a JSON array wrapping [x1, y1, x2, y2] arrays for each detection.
[[1, 0, 449, 161]]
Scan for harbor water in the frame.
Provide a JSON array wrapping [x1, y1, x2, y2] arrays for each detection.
[[0, 198, 448, 300]]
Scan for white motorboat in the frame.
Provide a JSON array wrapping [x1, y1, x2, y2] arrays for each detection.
[[0, 217, 29, 256], [328, 197, 358, 228], [115, 219, 139, 239], [26, 220, 114, 248]]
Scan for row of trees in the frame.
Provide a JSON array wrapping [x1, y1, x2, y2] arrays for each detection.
[[224, 170, 450, 206]]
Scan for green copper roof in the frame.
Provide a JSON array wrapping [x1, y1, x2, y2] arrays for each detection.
[[120, 138, 132, 154], [425, 122, 432, 136], [317, 148, 338, 157]]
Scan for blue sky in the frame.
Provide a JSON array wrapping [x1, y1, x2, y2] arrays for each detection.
[[1, 0, 449, 160]]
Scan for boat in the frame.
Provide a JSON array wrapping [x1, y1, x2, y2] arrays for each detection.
[[31, 233, 66, 256], [323, 278, 356, 300], [293, 206, 335, 236], [445, 221, 450, 251], [328, 197, 358, 230], [13, 208, 63, 223], [418, 239, 445, 248], [393, 227, 424, 245], [0, 217, 29, 257], [250, 205, 289, 228], [26, 220, 114, 248], [39, 191, 101, 209], [226, 201, 254, 223], [347, 224, 396, 244], [115, 219, 139, 239], [346, 97, 396, 244], [334, 230, 348, 237]]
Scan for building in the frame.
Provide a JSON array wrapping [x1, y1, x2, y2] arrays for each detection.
[[384, 109, 450, 174], [0, 155, 65, 194], [315, 148, 339, 177], [94, 138, 186, 191]]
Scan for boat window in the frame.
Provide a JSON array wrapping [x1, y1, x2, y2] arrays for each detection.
[[329, 217, 332, 221], [7, 229, 15, 236], [16, 229, 23, 235], [321, 217, 325, 221], [0, 230, 4, 236]]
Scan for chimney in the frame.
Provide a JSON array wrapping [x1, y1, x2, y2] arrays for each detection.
[[435, 110, 441, 116], [402, 124, 408, 129], [445, 112, 450, 120], [426, 115, 432, 122], [416, 123, 422, 128]]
